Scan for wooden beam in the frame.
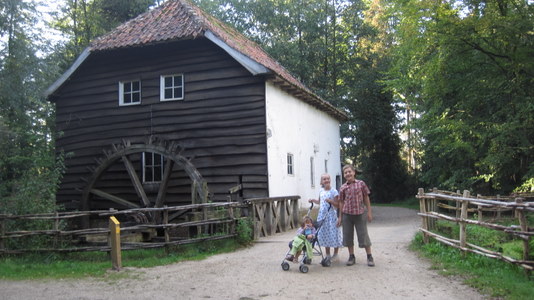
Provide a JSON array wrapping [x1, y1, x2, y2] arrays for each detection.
[[121, 155, 151, 207], [155, 159, 174, 208], [90, 188, 140, 209]]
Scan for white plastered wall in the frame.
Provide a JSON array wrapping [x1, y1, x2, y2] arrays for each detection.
[[265, 81, 342, 209]]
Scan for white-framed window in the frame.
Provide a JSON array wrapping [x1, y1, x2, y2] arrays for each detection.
[[310, 157, 315, 187], [160, 74, 184, 101], [119, 80, 141, 106], [324, 159, 328, 173], [142, 152, 164, 183], [287, 153, 294, 175]]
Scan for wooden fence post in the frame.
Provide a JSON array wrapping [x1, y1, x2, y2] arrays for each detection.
[[53, 212, 59, 248], [418, 188, 429, 243], [279, 199, 287, 232], [163, 206, 170, 243], [292, 198, 299, 229], [250, 202, 259, 239], [456, 190, 461, 219], [429, 187, 438, 230], [515, 198, 530, 262], [203, 182, 209, 234], [109, 216, 122, 271], [265, 201, 273, 236], [477, 194, 483, 222], [228, 204, 235, 235], [0, 216, 5, 251], [496, 195, 502, 219], [459, 190, 470, 249]]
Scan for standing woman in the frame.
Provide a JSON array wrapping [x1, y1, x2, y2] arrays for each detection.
[[308, 173, 343, 261]]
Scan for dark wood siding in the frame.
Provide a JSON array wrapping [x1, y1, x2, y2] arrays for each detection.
[[52, 39, 268, 210]]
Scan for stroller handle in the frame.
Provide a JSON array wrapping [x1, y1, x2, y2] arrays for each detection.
[[306, 201, 317, 217]]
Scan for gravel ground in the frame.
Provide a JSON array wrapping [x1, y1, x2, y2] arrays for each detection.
[[0, 206, 487, 300]]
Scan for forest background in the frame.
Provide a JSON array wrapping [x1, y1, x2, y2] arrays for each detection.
[[0, 0, 532, 217]]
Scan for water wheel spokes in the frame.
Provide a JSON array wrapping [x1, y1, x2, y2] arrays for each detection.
[[120, 153, 151, 207], [89, 188, 140, 209], [155, 158, 175, 208], [81, 138, 207, 222]]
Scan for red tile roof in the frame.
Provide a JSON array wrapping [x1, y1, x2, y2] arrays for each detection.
[[88, 0, 347, 121]]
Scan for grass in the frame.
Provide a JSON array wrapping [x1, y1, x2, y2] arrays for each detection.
[[0, 238, 242, 280], [381, 198, 534, 299], [3, 198, 531, 300], [411, 229, 534, 299]]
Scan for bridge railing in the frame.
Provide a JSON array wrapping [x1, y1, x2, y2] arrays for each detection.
[[244, 196, 300, 239]]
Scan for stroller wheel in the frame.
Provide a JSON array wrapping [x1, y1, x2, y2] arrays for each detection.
[[299, 265, 309, 273], [321, 257, 331, 267], [281, 262, 290, 271]]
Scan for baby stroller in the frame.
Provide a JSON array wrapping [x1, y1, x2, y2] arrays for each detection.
[[281, 203, 332, 273]]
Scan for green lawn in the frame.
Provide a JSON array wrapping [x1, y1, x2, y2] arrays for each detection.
[[0, 238, 241, 280], [410, 226, 533, 299]]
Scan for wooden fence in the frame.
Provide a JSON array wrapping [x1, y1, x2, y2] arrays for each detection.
[[0, 196, 301, 254], [0, 202, 242, 254], [417, 188, 533, 271]]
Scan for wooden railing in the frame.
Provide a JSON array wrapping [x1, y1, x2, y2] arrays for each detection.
[[0, 202, 242, 254], [244, 196, 300, 239], [417, 188, 534, 271], [0, 196, 302, 254]]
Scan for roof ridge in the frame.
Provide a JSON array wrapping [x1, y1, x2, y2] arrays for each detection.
[[179, 0, 208, 31], [186, 2, 315, 94], [49, 0, 347, 121]]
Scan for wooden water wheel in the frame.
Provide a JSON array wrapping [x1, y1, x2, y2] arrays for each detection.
[[81, 137, 208, 219]]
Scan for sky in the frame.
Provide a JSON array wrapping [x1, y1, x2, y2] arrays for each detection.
[[37, 0, 67, 44]]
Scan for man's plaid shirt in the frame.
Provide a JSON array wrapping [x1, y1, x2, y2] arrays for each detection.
[[339, 180, 370, 215]]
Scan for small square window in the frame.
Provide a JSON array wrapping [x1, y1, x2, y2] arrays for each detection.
[[119, 80, 141, 106], [160, 74, 184, 101]]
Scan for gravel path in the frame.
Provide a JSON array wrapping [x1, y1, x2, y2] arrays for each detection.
[[0, 207, 487, 300]]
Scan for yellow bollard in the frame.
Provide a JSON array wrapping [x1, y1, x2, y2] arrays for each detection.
[[109, 216, 122, 271]]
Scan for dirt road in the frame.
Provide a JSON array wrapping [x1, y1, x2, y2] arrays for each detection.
[[0, 207, 486, 300]]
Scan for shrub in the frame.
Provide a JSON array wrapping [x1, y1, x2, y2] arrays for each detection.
[[236, 217, 254, 245]]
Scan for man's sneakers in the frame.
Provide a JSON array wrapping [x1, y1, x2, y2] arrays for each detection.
[[367, 254, 375, 267], [346, 254, 356, 266], [346, 254, 375, 267]]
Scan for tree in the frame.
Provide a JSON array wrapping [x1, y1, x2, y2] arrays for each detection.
[[196, 0, 413, 202], [386, 0, 533, 194], [338, 0, 411, 202], [51, 0, 158, 67], [0, 0, 62, 222], [93, 0, 159, 32]]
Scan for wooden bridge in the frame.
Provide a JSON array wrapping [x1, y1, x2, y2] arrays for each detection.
[[245, 196, 301, 239]]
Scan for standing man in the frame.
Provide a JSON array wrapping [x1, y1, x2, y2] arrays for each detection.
[[336, 164, 375, 267]]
